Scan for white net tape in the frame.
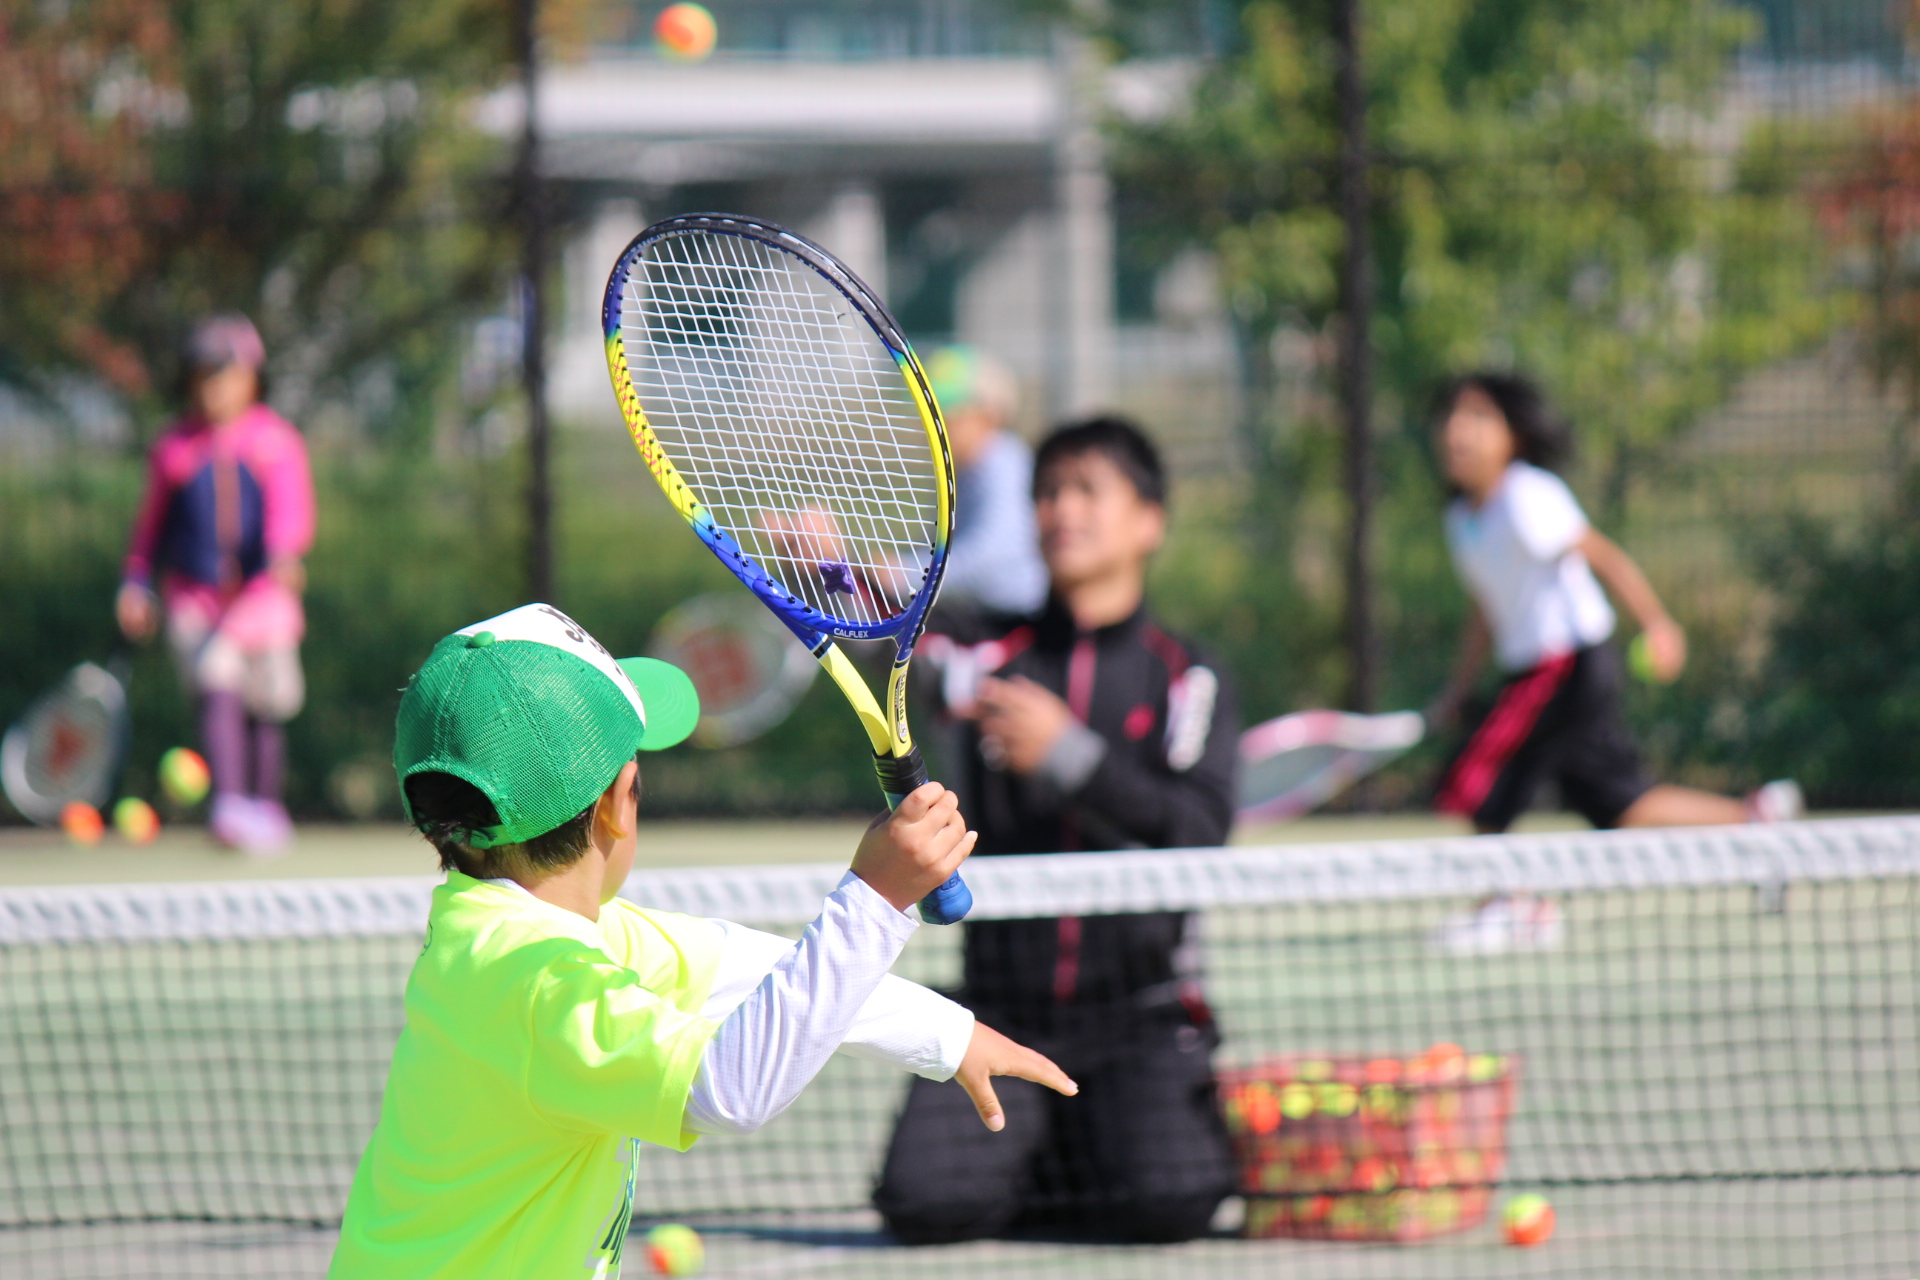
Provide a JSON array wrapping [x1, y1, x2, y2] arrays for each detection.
[[4, 817, 1915, 943], [621, 230, 939, 627]]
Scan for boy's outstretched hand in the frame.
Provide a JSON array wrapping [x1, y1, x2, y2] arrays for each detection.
[[956, 1022, 1077, 1131], [851, 782, 977, 914]]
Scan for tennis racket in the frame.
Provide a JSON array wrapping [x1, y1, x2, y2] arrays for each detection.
[[649, 592, 818, 749], [604, 212, 972, 924], [1236, 709, 1424, 823], [1, 656, 131, 825]]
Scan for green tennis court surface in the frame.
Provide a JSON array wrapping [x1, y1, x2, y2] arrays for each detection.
[[2, 817, 1914, 1278]]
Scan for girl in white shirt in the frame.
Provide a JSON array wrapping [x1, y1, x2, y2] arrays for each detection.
[[1428, 373, 1800, 833]]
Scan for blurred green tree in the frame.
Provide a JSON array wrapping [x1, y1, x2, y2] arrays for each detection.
[[1744, 31, 1920, 806], [1111, 0, 1836, 730], [0, 0, 598, 440]]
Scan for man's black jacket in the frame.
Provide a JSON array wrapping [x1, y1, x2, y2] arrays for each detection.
[[924, 596, 1238, 1025]]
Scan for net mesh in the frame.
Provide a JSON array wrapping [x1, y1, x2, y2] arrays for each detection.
[[621, 229, 940, 627], [2, 818, 1917, 1277]]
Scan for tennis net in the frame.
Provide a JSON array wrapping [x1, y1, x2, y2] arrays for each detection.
[[2, 815, 1917, 1278]]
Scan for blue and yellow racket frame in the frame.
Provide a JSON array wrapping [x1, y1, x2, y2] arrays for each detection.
[[603, 213, 968, 921]]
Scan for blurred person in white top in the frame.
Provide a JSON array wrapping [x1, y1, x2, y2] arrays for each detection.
[[1427, 372, 1800, 834], [926, 346, 1048, 616]]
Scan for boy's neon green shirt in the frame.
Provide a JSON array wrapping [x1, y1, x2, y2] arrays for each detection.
[[330, 873, 724, 1280]]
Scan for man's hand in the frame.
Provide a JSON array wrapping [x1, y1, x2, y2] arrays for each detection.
[[968, 676, 1073, 775], [116, 582, 157, 643], [955, 1021, 1077, 1132], [850, 782, 976, 913]]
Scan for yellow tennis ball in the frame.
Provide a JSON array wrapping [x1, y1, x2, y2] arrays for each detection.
[[113, 797, 160, 845], [654, 3, 716, 61], [1278, 1081, 1316, 1120], [1627, 633, 1674, 685], [1502, 1193, 1554, 1247], [644, 1223, 704, 1276], [159, 747, 211, 806]]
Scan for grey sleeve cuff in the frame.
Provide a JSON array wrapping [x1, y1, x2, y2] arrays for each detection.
[[1036, 721, 1107, 794]]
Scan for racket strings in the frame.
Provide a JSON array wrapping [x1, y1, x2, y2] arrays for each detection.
[[620, 230, 939, 627]]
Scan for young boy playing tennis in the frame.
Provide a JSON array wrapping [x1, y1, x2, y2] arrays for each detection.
[[1428, 373, 1802, 832], [330, 603, 1072, 1279]]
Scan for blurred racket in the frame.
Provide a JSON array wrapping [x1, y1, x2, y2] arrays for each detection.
[[604, 212, 971, 923], [649, 593, 817, 748], [1237, 709, 1424, 823], [1, 656, 131, 826]]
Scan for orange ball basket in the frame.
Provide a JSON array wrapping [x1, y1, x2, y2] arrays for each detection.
[[1218, 1046, 1519, 1243]]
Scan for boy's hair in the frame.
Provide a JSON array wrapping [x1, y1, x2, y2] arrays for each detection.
[[403, 756, 641, 880], [1033, 415, 1167, 506], [1430, 371, 1572, 472]]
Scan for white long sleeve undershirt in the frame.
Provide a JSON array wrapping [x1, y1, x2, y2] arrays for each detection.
[[681, 872, 975, 1137]]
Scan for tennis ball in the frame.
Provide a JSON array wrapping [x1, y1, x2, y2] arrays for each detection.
[[60, 801, 104, 846], [1628, 632, 1679, 685], [654, 3, 716, 61], [1502, 1193, 1555, 1247], [644, 1223, 704, 1276], [1238, 1081, 1281, 1135], [1424, 1042, 1467, 1083], [113, 797, 160, 845], [159, 747, 211, 807]]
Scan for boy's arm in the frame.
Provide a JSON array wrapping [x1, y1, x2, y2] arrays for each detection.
[[689, 905, 1068, 1135], [700, 919, 974, 1080], [684, 872, 919, 1136], [1577, 528, 1686, 680]]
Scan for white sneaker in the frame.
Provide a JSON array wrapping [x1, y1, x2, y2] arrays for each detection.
[[1747, 779, 1804, 824]]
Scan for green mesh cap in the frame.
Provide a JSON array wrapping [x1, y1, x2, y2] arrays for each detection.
[[394, 603, 700, 847]]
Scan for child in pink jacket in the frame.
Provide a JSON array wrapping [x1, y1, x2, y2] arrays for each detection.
[[117, 315, 314, 853]]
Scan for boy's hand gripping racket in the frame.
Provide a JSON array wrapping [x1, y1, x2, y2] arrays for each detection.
[[604, 212, 972, 924]]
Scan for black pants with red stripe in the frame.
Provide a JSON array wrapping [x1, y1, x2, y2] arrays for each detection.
[[1435, 643, 1652, 832], [872, 1007, 1234, 1245]]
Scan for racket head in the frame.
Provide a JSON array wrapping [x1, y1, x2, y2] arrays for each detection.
[[604, 213, 954, 652], [1, 662, 129, 825], [649, 592, 818, 748], [1236, 710, 1424, 822]]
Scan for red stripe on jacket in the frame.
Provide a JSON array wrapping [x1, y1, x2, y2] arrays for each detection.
[[1435, 652, 1577, 818]]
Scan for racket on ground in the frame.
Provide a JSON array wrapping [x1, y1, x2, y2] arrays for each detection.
[[1236, 709, 1424, 823], [1, 657, 131, 825], [604, 212, 971, 924], [649, 592, 818, 749]]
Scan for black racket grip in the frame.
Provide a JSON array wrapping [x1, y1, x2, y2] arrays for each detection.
[[874, 748, 973, 925]]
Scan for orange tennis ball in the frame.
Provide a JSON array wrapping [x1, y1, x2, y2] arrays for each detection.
[[643, 1223, 704, 1275], [654, 3, 716, 60], [159, 747, 211, 806], [60, 801, 104, 845], [1502, 1193, 1555, 1246], [113, 797, 160, 845]]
